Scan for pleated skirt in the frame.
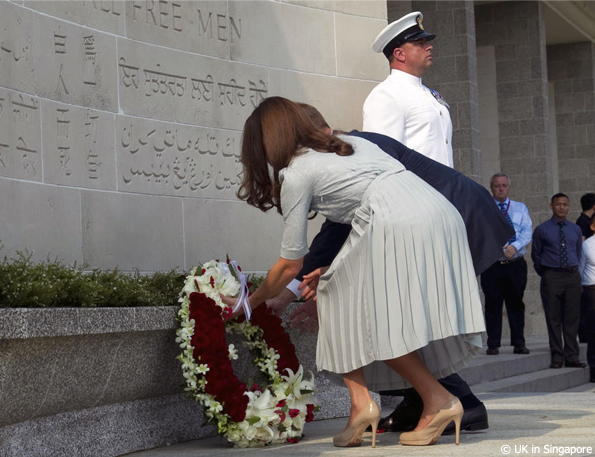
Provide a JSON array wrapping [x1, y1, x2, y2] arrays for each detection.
[[316, 170, 485, 391]]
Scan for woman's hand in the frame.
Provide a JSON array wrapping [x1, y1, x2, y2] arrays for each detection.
[[299, 266, 329, 300], [265, 288, 296, 317], [220, 294, 242, 321]]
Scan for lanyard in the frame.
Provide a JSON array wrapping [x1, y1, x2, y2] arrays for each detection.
[[500, 200, 511, 217]]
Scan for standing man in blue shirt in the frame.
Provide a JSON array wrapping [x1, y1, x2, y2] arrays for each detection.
[[481, 173, 533, 356], [532, 193, 586, 369]]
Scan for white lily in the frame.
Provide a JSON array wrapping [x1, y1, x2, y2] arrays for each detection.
[[245, 390, 278, 428]]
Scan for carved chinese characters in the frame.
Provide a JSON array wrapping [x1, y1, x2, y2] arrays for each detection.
[[41, 101, 116, 189], [34, 15, 117, 111]]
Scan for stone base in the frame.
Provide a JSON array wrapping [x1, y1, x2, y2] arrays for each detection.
[[0, 395, 214, 457], [0, 305, 356, 456]]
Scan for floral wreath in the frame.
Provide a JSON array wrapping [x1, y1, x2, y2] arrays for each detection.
[[176, 259, 318, 447]]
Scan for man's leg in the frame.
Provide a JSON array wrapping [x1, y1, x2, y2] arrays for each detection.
[[481, 263, 505, 353], [562, 271, 582, 364], [378, 374, 488, 433], [541, 271, 564, 366], [583, 287, 595, 381], [503, 258, 528, 350]]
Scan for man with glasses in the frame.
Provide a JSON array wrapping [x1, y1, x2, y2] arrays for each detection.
[[364, 11, 453, 167]]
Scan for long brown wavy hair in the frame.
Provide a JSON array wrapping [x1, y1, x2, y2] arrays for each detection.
[[238, 97, 354, 213]]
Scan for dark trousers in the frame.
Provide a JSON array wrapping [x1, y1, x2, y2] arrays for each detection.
[[480, 258, 527, 349], [582, 287, 595, 368], [380, 373, 478, 409], [579, 294, 589, 342], [540, 269, 582, 364]]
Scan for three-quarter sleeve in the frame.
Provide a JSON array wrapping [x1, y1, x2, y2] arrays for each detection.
[[279, 166, 314, 260]]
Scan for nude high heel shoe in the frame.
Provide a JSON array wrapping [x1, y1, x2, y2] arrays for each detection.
[[333, 400, 381, 448], [399, 397, 463, 446]]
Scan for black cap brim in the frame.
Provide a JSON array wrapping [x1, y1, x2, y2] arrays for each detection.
[[382, 31, 436, 58]]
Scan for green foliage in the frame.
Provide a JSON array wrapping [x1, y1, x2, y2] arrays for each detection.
[[246, 273, 265, 291], [0, 250, 267, 309], [0, 251, 185, 308]]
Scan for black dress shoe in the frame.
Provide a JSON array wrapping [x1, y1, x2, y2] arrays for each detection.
[[376, 396, 420, 432], [564, 361, 587, 368], [443, 402, 489, 435], [376, 398, 489, 434], [550, 362, 563, 369], [513, 346, 530, 354], [486, 348, 499, 355]]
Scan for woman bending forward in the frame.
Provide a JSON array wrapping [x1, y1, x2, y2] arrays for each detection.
[[229, 96, 485, 448]]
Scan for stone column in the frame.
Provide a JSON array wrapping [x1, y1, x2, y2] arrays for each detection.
[[476, 1, 552, 337], [547, 42, 595, 221], [388, 0, 482, 180], [476, 1, 552, 222]]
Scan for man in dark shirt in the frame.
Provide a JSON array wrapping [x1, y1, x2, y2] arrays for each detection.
[[576, 193, 595, 241], [577, 193, 595, 342], [532, 193, 585, 369]]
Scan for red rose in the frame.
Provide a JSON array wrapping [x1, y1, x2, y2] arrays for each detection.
[[305, 404, 315, 422], [288, 409, 300, 418], [276, 410, 286, 423]]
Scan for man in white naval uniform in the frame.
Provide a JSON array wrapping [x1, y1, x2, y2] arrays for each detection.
[[362, 11, 488, 434], [363, 11, 453, 168]]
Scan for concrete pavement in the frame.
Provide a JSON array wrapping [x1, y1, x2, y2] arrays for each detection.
[[124, 388, 595, 457]]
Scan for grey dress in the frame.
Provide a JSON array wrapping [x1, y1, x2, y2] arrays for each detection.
[[279, 136, 484, 390]]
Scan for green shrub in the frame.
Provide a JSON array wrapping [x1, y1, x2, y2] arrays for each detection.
[[0, 251, 266, 308], [0, 251, 184, 308]]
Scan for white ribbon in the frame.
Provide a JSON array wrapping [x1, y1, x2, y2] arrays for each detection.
[[227, 260, 252, 321]]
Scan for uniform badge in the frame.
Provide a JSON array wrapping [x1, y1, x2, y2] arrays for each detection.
[[417, 16, 424, 30], [430, 89, 450, 108]]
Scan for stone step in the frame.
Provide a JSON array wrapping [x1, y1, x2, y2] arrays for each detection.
[[471, 365, 590, 393], [455, 335, 590, 392], [561, 381, 595, 392]]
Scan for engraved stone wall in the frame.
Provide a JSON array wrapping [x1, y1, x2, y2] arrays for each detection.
[[0, 0, 387, 272]]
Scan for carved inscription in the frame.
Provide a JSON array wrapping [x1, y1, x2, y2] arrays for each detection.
[[119, 120, 242, 195], [54, 30, 67, 54], [83, 35, 97, 85], [0, 90, 40, 178], [56, 108, 72, 176], [85, 111, 101, 179], [1, 31, 32, 63], [143, 64, 186, 98], [132, 0, 183, 31], [197, 9, 241, 42], [119, 58, 268, 108], [53, 27, 70, 96], [130, 2, 241, 41], [42, 102, 112, 187], [82, 0, 122, 16]]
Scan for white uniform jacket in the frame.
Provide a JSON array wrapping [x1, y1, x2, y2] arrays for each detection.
[[363, 69, 453, 168]]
